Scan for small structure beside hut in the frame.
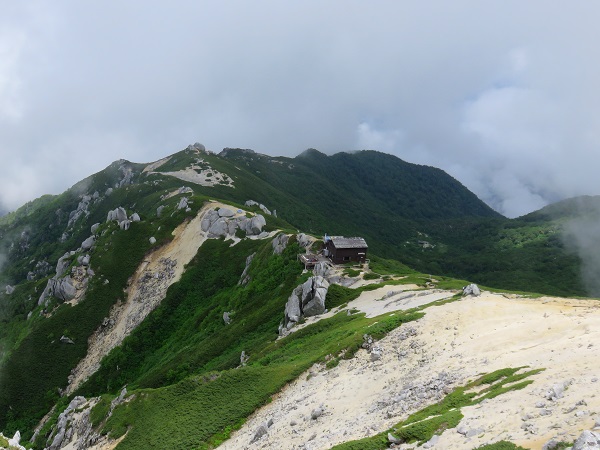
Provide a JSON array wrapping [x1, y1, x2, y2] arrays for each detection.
[[323, 235, 368, 265]]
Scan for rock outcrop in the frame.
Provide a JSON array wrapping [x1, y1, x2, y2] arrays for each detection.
[[38, 250, 92, 307], [297, 233, 313, 248], [0, 431, 25, 450], [245, 200, 272, 215], [272, 233, 289, 255], [80, 236, 95, 251], [238, 253, 256, 286], [573, 430, 600, 449], [281, 276, 330, 334], [42, 389, 130, 450], [27, 260, 51, 281], [313, 261, 331, 278], [200, 209, 267, 238], [106, 206, 139, 230], [463, 283, 481, 296]]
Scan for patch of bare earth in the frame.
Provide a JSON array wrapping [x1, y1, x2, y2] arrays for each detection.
[[219, 292, 600, 450], [65, 202, 229, 394]]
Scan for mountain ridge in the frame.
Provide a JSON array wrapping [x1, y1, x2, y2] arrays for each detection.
[[0, 144, 595, 449]]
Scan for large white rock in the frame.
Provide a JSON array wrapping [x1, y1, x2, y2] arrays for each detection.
[[208, 218, 229, 237], [303, 276, 329, 317], [81, 236, 95, 251], [573, 430, 600, 449], [8, 430, 24, 450], [115, 207, 128, 222], [201, 210, 220, 232], [462, 283, 481, 297], [218, 207, 235, 217], [249, 215, 266, 235], [54, 277, 77, 301]]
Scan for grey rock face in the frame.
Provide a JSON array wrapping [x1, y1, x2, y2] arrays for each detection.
[[60, 335, 75, 344], [105, 187, 113, 196], [5, 285, 14, 295], [44, 395, 97, 450], [8, 430, 22, 449], [106, 207, 129, 231], [313, 261, 330, 278], [272, 233, 289, 255], [115, 207, 128, 223], [245, 201, 272, 215], [465, 427, 485, 438], [281, 276, 329, 334], [149, 237, 156, 244], [28, 260, 52, 281], [462, 283, 481, 296], [81, 236, 95, 251], [248, 215, 266, 235], [297, 233, 312, 248], [177, 197, 189, 210], [54, 277, 77, 301], [201, 209, 219, 232], [56, 253, 72, 277], [388, 433, 402, 444], [238, 253, 256, 286], [208, 218, 229, 238], [573, 430, 600, 449], [156, 205, 165, 217], [250, 422, 269, 444], [259, 204, 271, 215], [370, 346, 383, 362], [202, 208, 266, 238], [546, 382, 568, 401], [302, 276, 329, 317], [90, 223, 100, 234], [218, 208, 235, 217], [117, 164, 134, 188], [311, 406, 325, 420], [77, 255, 90, 266], [284, 285, 304, 325], [130, 212, 141, 222], [223, 312, 232, 325]]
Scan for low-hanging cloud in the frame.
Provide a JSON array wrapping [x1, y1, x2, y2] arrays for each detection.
[[1, 1, 600, 217], [562, 201, 600, 296]]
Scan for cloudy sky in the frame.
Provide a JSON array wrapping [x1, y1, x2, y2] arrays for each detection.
[[1, 1, 598, 217]]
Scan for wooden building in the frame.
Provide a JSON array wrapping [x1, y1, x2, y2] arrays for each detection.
[[323, 236, 368, 264]]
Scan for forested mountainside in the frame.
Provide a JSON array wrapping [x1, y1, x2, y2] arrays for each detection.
[[0, 144, 595, 449]]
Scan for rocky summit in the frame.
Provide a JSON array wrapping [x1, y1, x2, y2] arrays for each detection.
[[0, 144, 599, 449]]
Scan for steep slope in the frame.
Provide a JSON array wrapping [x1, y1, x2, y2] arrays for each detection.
[[0, 143, 596, 449]]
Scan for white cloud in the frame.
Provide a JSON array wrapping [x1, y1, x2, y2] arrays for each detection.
[[356, 123, 404, 154], [0, 29, 25, 121], [1, 1, 600, 218]]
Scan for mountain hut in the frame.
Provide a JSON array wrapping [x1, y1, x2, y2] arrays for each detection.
[[323, 236, 368, 264]]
